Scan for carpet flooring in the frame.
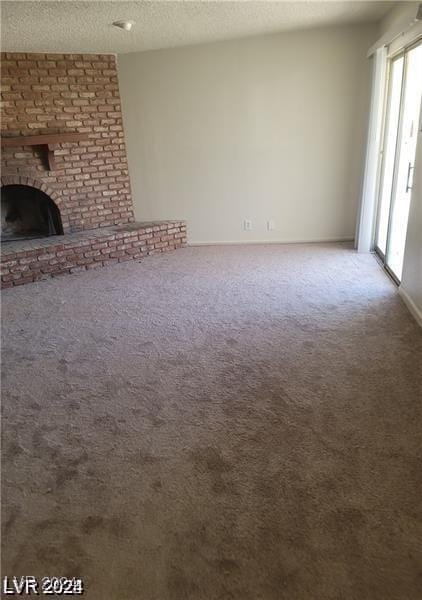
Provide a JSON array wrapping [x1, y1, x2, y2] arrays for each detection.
[[2, 242, 422, 600]]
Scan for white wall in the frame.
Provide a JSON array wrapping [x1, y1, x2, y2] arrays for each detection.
[[118, 24, 376, 244], [378, 2, 420, 40]]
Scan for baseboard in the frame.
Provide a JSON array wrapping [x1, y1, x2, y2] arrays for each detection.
[[399, 286, 422, 328], [188, 236, 354, 246]]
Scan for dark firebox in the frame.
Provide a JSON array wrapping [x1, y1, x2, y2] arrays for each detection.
[[1, 185, 63, 242]]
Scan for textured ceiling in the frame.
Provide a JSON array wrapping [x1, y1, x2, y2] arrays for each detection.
[[1, 1, 394, 55]]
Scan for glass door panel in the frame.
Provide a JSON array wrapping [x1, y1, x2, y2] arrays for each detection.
[[385, 42, 422, 280], [375, 55, 404, 256]]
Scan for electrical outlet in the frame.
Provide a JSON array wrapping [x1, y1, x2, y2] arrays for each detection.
[[267, 220, 276, 231], [243, 220, 252, 231]]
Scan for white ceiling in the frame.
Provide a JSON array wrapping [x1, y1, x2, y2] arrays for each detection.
[[1, 1, 394, 55]]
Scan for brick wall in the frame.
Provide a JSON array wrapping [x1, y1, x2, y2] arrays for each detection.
[[1, 52, 135, 232]]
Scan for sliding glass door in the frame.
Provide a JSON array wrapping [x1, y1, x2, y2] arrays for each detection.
[[375, 40, 422, 282]]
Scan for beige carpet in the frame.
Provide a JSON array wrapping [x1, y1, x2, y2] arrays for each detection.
[[2, 242, 422, 600]]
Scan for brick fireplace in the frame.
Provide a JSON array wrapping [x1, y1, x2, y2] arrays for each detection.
[[0, 52, 186, 287]]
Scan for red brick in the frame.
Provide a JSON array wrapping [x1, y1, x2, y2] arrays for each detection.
[[1, 52, 187, 288], [1, 51, 132, 240]]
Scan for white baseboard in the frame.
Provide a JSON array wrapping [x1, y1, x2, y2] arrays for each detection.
[[188, 236, 354, 246], [399, 286, 422, 328]]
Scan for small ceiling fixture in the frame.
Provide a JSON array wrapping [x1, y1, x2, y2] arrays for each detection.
[[113, 20, 135, 32]]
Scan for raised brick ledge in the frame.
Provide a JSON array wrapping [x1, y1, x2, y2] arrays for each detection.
[[1, 221, 187, 288]]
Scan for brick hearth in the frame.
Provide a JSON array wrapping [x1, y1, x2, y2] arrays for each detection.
[[1, 52, 187, 287], [1, 221, 187, 287]]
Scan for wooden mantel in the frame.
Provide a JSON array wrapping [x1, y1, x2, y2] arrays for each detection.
[[1, 132, 89, 171]]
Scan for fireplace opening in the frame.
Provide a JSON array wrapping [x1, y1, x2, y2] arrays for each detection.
[[1, 185, 64, 242]]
